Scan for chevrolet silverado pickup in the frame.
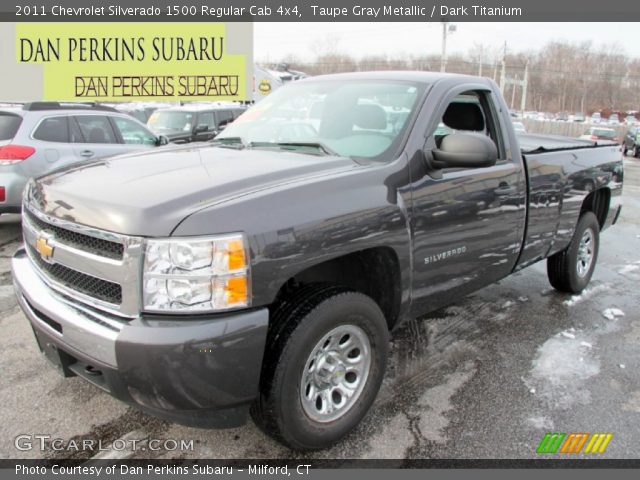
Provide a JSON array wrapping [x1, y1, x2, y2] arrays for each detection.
[[12, 72, 623, 450]]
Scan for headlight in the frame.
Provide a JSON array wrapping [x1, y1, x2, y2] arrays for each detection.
[[143, 234, 250, 313]]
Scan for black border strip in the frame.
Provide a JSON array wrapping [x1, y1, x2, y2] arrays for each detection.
[[3, 459, 640, 468]]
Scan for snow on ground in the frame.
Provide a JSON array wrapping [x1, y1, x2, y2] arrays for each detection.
[[525, 330, 599, 410], [563, 283, 611, 307], [603, 308, 625, 321]]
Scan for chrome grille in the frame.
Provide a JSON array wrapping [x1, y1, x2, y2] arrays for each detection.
[[24, 209, 124, 260], [22, 203, 143, 318], [26, 244, 122, 305]]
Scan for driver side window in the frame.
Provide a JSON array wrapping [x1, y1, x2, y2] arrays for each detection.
[[435, 91, 507, 164]]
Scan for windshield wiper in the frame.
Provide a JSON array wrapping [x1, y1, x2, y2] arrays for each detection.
[[211, 137, 246, 149], [248, 141, 338, 156]]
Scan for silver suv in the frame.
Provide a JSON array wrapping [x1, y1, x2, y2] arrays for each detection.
[[0, 102, 168, 215]]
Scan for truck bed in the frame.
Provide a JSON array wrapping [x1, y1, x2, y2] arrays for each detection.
[[518, 133, 617, 154], [515, 134, 622, 269]]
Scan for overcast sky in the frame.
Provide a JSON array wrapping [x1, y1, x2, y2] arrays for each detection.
[[254, 22, 640, 62]]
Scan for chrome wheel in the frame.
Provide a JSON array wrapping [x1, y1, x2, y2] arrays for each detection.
[[300, 325, 371, 423], [576, 228, 595, 278]]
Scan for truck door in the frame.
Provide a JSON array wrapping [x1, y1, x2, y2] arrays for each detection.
[[409, 87, 527, 315]]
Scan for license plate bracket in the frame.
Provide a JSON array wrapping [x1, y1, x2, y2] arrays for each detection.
[[32, 328, 75, 377]]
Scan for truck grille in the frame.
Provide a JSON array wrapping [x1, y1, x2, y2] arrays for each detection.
[[26, 244, 123, 305], [21, 202, 142, 316], [24, 209, 124, 260]]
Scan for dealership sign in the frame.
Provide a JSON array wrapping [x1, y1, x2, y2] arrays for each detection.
[[0, 22, 252, 101]]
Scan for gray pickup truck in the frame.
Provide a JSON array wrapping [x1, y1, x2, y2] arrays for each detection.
[[12, 72, 623, 450]]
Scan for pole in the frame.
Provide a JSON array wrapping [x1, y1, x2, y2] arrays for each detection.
[[441, 22, 447, 72], [511, 75, 518, 109], [499, 42, 507, 93], [521, 62, 529, 113], [478, 45, 483, 77]]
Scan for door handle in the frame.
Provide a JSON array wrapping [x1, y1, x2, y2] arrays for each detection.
[[494, 186, 517, 196], [80, 150, 94, 157]]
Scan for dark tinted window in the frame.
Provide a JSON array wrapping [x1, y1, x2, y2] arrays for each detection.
[[198, 112, 215, 130], [215, 109, 234, 127], [33, 117, 69, 143], [69, 117, 84, 143], [0, 113, 22, 140], [74, 115, 117, 144]]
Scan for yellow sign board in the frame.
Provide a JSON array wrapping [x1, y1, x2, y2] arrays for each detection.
[[15, 23, 248, 101]]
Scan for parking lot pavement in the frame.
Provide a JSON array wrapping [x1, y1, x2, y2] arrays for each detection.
[[1, 159, 639, 460]]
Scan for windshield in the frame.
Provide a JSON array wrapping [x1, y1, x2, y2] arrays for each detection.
[[216, 79, 426, 159], [147, 111, 195, 132], [591, 128, 616, 138]]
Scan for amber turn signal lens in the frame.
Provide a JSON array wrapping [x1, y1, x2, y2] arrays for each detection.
[[227, 239, 246, 271], [225, 276, 248, 305]]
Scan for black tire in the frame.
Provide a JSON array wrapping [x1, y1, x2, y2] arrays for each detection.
[[547, 212, 600, 293], [633, 145, 639, 158], [252, 284, 389, 450]]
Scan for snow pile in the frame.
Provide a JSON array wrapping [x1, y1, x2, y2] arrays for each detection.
[[563, 284, 611, 307], [602, 308, 625, 321]]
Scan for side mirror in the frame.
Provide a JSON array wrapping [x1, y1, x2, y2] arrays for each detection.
[[156, 135, 170, 146], [431, 132, 498, 169], [194, 124, 209, 134]]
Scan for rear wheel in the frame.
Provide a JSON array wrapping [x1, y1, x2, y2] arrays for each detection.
[[252, 284, 389, 450], [633, 145, 639, 158], [547, 212, 600, 293]]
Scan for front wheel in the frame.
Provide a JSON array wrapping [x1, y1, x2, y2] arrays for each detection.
[[547, 212, 600, 293], [252, 285, 389, 450]]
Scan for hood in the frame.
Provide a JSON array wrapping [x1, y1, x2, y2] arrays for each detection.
[[30, 144, 358, 236]]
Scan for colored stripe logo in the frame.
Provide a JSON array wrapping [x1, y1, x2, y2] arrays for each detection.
[[537, 432, 612, 454]]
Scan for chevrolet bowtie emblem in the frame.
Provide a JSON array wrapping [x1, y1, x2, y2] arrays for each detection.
[[35, 235, 54, 261]]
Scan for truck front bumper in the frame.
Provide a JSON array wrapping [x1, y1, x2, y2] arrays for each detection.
[[12, 248, 269, 428]]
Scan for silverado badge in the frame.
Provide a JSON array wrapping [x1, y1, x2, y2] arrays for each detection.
[[35, 234, 54, 261]]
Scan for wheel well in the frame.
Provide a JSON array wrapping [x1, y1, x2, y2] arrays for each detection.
[[272, 248, 402, 330], [581, 188, 610, 229]]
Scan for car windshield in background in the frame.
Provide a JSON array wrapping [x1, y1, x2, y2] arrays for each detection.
[[0, 112, 22, 140], [593, 128, 617, 138], [216, 80, 426, 159], [148, 111, 195, 132]]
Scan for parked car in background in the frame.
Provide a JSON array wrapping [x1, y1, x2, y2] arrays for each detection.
[[622, 126, 640, 157], [113, 103, 161, 124], [579, 126, 619, 143], [625, 115, 638, 126], [512, 121, 527, 133], [555, 112, 569, 122], [608, 113, 620, 125], [0, 102, 168, 215], [590, 112, 602, 124], [147, 103, 246, 144], [574, 112, 585, 123]]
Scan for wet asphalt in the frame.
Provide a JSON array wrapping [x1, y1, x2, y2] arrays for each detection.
[[0, 157, 638, 460]]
